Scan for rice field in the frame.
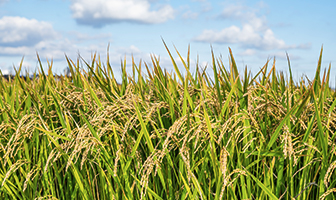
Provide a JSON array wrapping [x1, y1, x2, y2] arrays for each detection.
[[0, 44, 336, 199]]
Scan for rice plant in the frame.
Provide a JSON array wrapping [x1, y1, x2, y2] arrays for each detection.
[[0, 44, 335, 200]]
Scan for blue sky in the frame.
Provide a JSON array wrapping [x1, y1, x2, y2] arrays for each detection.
[[0, 0, 335, 84]]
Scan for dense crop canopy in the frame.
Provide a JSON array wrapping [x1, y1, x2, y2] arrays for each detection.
[[0, 45, 336, 199]]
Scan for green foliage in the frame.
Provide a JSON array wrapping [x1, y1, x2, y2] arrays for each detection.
[[0, 46, 336, 199]]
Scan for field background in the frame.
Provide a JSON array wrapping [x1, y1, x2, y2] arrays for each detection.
[[1, 46, 336, 199]]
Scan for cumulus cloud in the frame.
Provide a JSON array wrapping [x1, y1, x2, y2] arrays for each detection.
[[0, 16, 59, 47], [0, 17, 78, 60], [70, 0, 175, 27], [0, 16, 112, 61], [194, 4, 310, 51], [1, 69, 10, 75], [220, 4, 267, 31], [0, 16, 67, 61], [194, 26, 294, 50], [0, 38, 78, 60], [0, 15, 148, 75]]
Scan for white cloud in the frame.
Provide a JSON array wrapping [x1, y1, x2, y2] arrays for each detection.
[[0, 38, 81, 61], [194, 26, 293, 50], [115, 45, 142, 55], [0, 39, 147, 78], [194, 3, 310, 51], [220, 4, 267, 31], [0, 15, 150, 76], [68, 31, 112, 43], [1, 68, 10, 75], [0, 19, 77, 61], [238, 49, 256, 56], [70, 0, 175, 27], [182, 11, 199, 19], [0, 16, 59, 47], [195, 27, 269, 50], [0, 16, 110, 61]]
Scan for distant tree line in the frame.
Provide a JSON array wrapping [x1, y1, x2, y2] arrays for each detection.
[[1, 67, 71, 81]]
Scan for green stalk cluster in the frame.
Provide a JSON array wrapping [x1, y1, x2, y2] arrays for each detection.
[[0, 44, 336, 199]]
